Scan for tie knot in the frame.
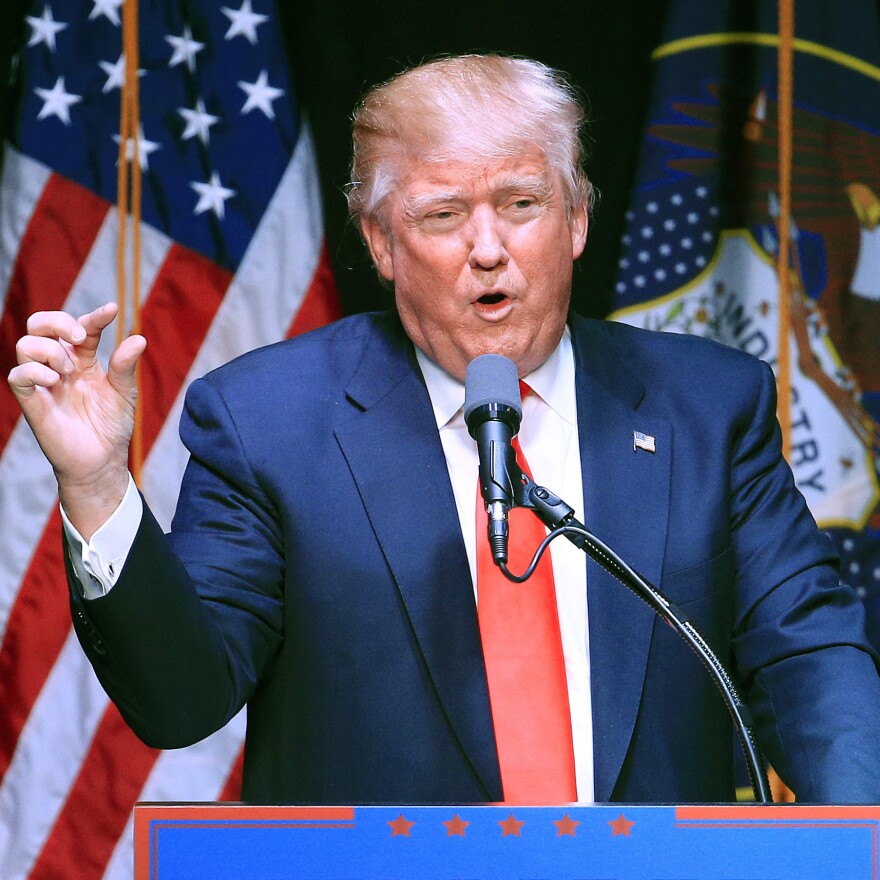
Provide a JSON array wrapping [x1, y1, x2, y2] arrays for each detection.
[[519, 380, 531, 402]]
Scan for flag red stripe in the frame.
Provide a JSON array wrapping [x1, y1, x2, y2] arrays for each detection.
[[218, 746, 245, 801], [137, 244, 233, 447], [0, 175, 108, 457], [1, 256, 335, 879], [18, 249, 238, 876], [286, 242, 341, 338], [28, 255, 337, 876], [1, 178, 334, 880], [27, 706, 159, 880], [0, 512, 70, 783], [0, 246, 230, 787]]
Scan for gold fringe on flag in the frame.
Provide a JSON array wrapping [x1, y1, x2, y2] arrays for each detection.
[[116, 0, 144, 484], [776, 0, 794, 461], [768, 0, 798, 803]]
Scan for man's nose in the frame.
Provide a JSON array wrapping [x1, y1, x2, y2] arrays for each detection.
[[467, 207, 509, 269]]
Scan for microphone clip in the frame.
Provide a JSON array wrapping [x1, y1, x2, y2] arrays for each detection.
[[514, 473, 576, 533]]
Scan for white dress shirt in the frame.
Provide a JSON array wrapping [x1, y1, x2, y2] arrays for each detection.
[[416, 329, 594, 802], [61, 473, 142, 600], [63, 330, 595, 800]]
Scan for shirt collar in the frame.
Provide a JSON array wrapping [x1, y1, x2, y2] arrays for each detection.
[[521, 327, 576, 426], [415, 326, 576, 430], [415, 347, 466, 429]]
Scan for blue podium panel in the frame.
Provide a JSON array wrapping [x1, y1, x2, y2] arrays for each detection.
[[134, 804, 880, 880]]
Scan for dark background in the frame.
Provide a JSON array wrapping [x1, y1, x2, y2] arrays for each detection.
[[0, 0, 672, 320]]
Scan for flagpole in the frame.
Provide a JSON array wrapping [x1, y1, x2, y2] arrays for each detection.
[[121, 0, 144, 485], [115, 8, 129, 348], [771, 0, 799, 804], [776, 0, 794, 462]]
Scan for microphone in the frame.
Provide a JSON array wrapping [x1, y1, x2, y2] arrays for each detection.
[[464, 354, 522, 565]]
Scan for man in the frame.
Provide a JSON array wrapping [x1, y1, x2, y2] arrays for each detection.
[[10, 55, 880, 805]]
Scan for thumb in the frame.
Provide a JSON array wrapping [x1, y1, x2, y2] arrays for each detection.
[[106, 334, 147, 401]]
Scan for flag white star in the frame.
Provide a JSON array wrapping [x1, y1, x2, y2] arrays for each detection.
[[221, 0, 269, 44], [99, 55, 124, 91], [238, 69, 284, 119], [178, 98, 220, 145], [98, 54, 144, 93], [112, 125, 161, 170], [191, 171, 236, 219], [165, 25, 204, 73], [34, 76, 81, 125], [26, 5, 68, 52], [89, 0, 124, 26]]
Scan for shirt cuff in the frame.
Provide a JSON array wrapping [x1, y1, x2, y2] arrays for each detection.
[[60, 474, 143, 599]]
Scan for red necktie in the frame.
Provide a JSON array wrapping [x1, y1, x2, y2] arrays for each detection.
[[476, 383, 576, 804]]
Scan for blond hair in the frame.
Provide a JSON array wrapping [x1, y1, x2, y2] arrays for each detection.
[[347, 54, 594, 228]]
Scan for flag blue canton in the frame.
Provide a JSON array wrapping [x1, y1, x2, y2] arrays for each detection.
[[615, 178, 721, 310], [14, 0, 298, 271], [829, 519, 880, 648]]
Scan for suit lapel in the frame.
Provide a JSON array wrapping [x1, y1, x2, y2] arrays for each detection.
[[571, 315, 672, 802], [333, 317, 502, 800]]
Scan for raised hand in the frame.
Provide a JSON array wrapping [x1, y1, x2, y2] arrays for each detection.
[[8, 302, 146, 538]]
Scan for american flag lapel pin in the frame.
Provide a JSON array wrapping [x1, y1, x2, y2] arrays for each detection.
[[633, 430, 656, 453]]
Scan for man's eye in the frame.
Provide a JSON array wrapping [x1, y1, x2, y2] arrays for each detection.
[[420, 209, 462, 229], [506, 197, 541, 215]]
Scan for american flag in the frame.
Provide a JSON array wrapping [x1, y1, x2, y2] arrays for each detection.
[[0, 2, 340, 878]]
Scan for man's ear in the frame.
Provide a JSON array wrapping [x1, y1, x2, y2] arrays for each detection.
[[570, 202, 589, 261], [360, 216, 395, 282]]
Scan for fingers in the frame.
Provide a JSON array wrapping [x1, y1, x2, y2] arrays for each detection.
[[11, 303, 138, 403], [14, 304, 106, 387], [17, 302, 127, 367], [12, 308, 95, 399], [24, 302, 118, 353], [107, 333, 147, 398], [10, 334, 77, 401], [76, 301, 120, 341], [9, 305, 144, 496], [25, 309, 90, 345], [7, 360, 64, 401]]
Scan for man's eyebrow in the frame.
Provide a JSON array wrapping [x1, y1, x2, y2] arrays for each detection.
[[492, 173, 554, 199], [402, 190, 465, 219]]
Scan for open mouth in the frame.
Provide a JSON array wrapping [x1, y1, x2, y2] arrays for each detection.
[[477, 293, 507, 305]]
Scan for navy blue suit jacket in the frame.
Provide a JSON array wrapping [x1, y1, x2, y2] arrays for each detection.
[[71, 311, 880, 804]]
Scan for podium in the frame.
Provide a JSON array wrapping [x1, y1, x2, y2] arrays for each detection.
[[135, 803, 880, 879]]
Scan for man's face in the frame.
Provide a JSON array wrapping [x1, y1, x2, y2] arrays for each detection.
[[361, 148, 588, 381]]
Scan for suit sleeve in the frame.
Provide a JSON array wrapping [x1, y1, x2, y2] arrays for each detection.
[[69, 375, 285, 749], [729, 360, 880, 802]]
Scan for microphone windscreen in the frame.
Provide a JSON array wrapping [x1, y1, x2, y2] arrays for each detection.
[[464, 354, 522, 423]]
